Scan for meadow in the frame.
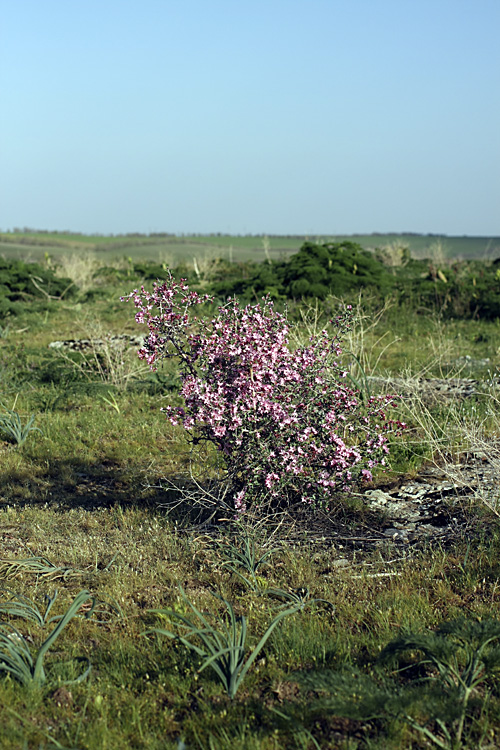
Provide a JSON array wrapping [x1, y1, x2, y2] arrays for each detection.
[[1, 230, 499, 266], [0, 239, 500, 749]]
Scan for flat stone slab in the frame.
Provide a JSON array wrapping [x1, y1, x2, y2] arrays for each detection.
[[48, 335, 144, 351], [367, 375, 498, 401], [362, 445, 499, 543]]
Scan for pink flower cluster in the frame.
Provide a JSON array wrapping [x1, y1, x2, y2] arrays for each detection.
[[123, 276, 404, 512]]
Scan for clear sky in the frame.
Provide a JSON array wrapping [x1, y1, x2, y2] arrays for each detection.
[[1, 0, 499, 236]]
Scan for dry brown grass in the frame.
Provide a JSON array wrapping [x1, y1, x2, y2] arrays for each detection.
[[54, 251, 102, 292]]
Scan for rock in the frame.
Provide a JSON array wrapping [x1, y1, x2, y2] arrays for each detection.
[[359, 437, 500, 545], [367, 374, 500, 402], [364, 489, 390, 508], [48, 335, 143, 351], [383, 528, 409, 542]]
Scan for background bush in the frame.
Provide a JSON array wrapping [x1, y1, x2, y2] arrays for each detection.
[[0, 259, 75, 315]]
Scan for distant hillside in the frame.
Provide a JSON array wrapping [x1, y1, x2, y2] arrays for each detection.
[[0, 230, 498, 264]]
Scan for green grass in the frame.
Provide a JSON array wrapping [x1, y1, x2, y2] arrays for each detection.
[[0, 260, 499, 747], [1, 230, 499, 264]]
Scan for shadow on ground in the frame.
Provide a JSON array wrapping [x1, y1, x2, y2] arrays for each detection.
[[0, 452, 496, 559]]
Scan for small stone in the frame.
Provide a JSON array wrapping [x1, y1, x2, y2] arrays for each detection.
[[393, 521, 416, 531], [364, 489, 390, 507], [383, 528, 409, 542]]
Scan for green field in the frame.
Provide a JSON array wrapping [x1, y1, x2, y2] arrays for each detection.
[[0, 248, 500, 748], [1, 230, 499, 265]]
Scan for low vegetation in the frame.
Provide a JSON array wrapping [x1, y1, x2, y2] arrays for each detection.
[[0, 239, 499, 748]]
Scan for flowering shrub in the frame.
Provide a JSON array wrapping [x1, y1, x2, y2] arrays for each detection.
[[123, 274, 404, 513]]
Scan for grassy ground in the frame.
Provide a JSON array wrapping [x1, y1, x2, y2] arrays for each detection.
[[0, 256, 500, 749], [1, 230, 499, 265]]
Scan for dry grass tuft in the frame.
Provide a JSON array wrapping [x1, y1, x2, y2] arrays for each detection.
[[54, 251, 102, 291], [375, 241, 411, 267]]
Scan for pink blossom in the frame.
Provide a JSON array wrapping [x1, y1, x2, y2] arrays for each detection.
[[123, 277, 404, 512]]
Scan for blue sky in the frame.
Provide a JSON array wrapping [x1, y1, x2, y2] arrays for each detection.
[[1, 0, 499, 235]]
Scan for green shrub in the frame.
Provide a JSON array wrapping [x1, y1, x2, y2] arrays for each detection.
[[0, 259, 75, 313], [398, 261, 500, 320], [205, 241, 393, 301], [281, 241, 393, 299], [133, 261, 171, 280]]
